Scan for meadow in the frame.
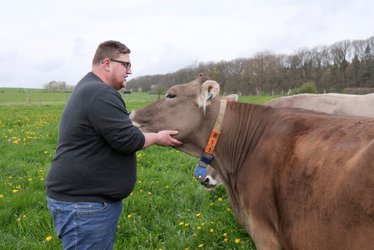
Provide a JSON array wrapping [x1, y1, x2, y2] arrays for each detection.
[[0, 88, 274, 250]]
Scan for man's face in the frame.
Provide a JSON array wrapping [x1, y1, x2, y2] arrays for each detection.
[[109, 53, 132, 90]]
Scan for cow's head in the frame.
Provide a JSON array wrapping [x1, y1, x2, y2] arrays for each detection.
[[131, 74, 223, 158], [201, 164, 224, 190]]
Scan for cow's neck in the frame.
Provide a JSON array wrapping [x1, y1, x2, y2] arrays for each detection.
[[216, 101, 272, 174], [213, 101, 273, 229], [193, 99, 227, 181], [175, 99, 224, 158]]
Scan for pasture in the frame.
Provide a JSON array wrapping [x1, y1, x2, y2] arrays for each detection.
[[0, 88, 273, 249]]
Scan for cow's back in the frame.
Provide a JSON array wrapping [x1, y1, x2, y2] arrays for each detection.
[[266, 93, 374, 117]]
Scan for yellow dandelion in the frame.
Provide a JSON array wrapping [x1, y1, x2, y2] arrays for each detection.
[[28, 178, 32, 181], [195, 213, 201, 218], [127, 214, 133, 219], [198, 243, 204, 248], [226, 208, 231, 212], [200, 222, 205, 226], [147, 192, 152, 195], [217, 197, 223, 202], [197, 226, 202, 230], [209, 202, 214, 206], [8, 176, 13, 179], [44, 151, 48, 154], [179, 221, 184, 226], [137, 180, 142, 184], [12, 189, 18, 193], [209, 228, 215, 233], [46, 236, 52, 241], [223, 232, 228, 237], [0, 194, 4, 198], [235, 238, 241, 243], [224, 238, 228, 243], [184, 223, 189, 227]]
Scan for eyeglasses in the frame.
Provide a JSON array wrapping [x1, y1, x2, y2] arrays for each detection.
[[109, 59, 132, 70]]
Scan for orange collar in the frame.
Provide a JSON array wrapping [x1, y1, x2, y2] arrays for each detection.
[[204, 99, 227, 154], [194, 99, 227, 181]]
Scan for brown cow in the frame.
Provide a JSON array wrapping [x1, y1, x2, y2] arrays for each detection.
[[131, 75, 374, 250], [204, 92, 374, 189]]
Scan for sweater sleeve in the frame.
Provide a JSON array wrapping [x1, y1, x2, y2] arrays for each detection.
[[88, 88, 145, 154]]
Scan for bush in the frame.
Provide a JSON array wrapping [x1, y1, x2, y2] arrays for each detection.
[[290, 81, 318, 95]]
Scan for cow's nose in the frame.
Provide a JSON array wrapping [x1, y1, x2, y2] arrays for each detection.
[[202, 176, 216, 190], [202, 177, 211, 186]]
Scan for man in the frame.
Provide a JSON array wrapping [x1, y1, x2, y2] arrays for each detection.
[[45, 40, 182, 249]]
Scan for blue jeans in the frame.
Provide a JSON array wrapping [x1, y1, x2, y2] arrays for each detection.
[[47, 197, 122, 250]]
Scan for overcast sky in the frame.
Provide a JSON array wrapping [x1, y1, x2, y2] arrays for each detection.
[[0, 0, 373, 88]]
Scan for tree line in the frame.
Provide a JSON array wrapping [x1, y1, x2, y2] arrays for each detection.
[[43, 81, 74, 92], [127, 36, 374, 95]]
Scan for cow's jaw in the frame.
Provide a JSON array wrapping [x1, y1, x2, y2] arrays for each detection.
[[131, 110, 206, 157]]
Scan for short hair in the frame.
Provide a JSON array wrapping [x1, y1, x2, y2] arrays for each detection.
[[92, 40, 131, 65]]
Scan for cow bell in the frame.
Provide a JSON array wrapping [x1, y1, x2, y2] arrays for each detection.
[[194, 162, 208, 181], [194, 153, 214, 181]]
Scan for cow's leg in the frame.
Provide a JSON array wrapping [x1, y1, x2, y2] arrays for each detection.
[[246, 211, 282, 250]]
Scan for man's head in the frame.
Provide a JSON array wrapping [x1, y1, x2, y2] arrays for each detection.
[[92, 40, 132, 90]]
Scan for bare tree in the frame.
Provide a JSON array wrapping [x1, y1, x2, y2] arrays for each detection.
[[126, 36, 374, 95]]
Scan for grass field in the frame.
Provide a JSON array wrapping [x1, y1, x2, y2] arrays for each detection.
[[0, 88, 274, 249]]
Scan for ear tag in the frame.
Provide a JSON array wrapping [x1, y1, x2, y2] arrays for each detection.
[[207, 92, 213, 101]]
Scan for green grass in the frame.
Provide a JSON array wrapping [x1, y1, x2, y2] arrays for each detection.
[[0, 88, 70, 106], [0, 88, 273, 249], [238, 95, 276, 104]]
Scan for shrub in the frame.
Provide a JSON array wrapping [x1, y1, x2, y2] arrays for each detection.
[[290, 82, 318, 95]]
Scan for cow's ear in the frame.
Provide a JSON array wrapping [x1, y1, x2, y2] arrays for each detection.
[[222, 94, 239, 101], [197, 80, 220, 112]]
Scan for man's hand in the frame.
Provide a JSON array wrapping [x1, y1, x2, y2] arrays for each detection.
[[155, 130, 183, 147], [142, 130, 183, 148]]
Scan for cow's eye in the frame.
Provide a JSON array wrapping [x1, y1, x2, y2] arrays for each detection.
[[166, 93, 176, 98]]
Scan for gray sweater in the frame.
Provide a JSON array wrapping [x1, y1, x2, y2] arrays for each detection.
[[46, 72, 145, 202]]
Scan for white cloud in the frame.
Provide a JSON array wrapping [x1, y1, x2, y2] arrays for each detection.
[[0, 0, 373, 88]]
